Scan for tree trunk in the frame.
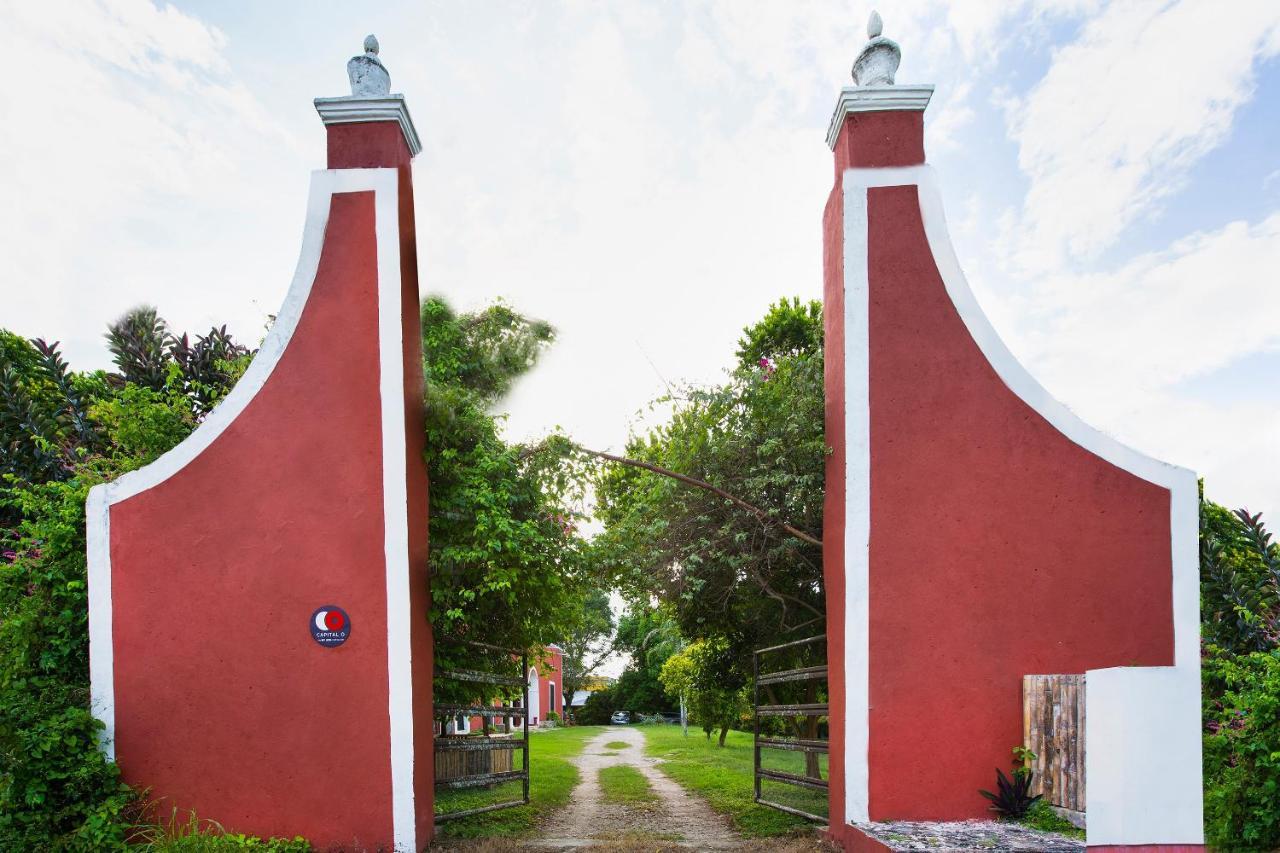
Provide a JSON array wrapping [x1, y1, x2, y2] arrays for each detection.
[[718, 724, 729, 747], [803, 682, 821, 779]]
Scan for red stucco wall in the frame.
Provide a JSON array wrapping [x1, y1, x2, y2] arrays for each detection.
[[822, 109, 1177, 828], [103, 118, 432, 848], [110, 192, 395, 844]]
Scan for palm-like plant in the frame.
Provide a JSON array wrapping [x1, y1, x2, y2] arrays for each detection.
[[979, 749, 1042, 818]]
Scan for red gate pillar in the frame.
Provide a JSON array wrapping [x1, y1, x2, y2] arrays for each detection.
[[87, 37, 434, 850], [822, 15, 1203, 849]]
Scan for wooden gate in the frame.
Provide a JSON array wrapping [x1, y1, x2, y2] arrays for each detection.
[[433, 641, 530, 822], [1023, 674, 1085, 817], [753, 634, 829, 823]]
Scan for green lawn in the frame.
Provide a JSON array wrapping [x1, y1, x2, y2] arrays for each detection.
[[639, 724, 829, 837], [598, 765, 660, 808], [434, 725, 602, 838], [604, 740, 631, 750]]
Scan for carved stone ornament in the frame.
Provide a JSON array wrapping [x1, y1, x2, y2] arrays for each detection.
[[851, 10, 901, 87], [347, 34, 390, 97]]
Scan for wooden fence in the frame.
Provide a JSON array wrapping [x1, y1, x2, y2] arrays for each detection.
[[1022, 674, 1085, 815], [434, 736, 515, 781]]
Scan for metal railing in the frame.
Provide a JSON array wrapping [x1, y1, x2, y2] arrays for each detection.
[[753, 634, 828, 823], [433, 641, 529, 822]]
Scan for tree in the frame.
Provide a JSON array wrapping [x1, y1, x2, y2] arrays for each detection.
[[559, 586, 615, 718], [659, 639, 749, 746], [607, 606, 683, 715], [593, 298, 826, 684], [418, 296, 596, 712]]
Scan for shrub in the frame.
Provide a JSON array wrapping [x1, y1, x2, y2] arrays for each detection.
[[1203, 646, 1280, 849], [575, 689, 615, 725]]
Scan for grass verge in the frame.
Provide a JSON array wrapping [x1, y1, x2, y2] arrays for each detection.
[[598, 765, 660, 809], [434, 725, 602, 838], [639, 724, 827, 838], [604, 740, 630, 750], [1019, 800, 1085, 839]]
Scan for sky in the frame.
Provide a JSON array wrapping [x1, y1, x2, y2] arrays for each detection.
[[2, 0, 1278, 536]]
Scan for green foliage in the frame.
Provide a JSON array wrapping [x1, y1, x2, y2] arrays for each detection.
[[608, 606, 680, 715], [130, 808, 309, 851], [1201, 494, 1280, 654], [597, 765, 658, 807], [1, 470, 132, 850], [659, 639, 749, 746], [639, 724, 825, 835], [419, 297, 596, 710], [978, 748, 1042, 819], [434, 726, 601, 838], [734, 297, 823, 370], [575, 689, 616, 726], [0, 314, 250, 849], [1202, 645, 1280, 849], [558, 588, 615, 715], [1018, 800, 1084, 839], [594, 299, 826, 702], [106, 306, 171, 391]]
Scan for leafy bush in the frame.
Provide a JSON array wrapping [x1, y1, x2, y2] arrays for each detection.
[[1203, 646, 1280, 849], [1, 317, 248, 849], [1201, 498, 1279, 654], [574, 689, 615, 725]]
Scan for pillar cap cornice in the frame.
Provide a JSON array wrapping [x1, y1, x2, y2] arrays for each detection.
[[825, 85, 934, 150], [314, 94, 422, 157]]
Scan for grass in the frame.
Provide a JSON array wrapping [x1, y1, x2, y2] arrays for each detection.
[[604, 740, 631, 750], [434, 725, 602, 838], [598, 765, 660, 808], [1019, 800, 1085, 839], [127, 805, 308, 851], [639, 724, 828, 837]]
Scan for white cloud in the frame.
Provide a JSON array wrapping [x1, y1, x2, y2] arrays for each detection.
[[1003, 0, 1280, 273], [0, 0, 305, 368], [984, 210, 1280, 522], [1024, 212, 1280, 394]]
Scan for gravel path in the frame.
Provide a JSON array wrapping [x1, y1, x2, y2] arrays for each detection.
[[526, 725, 743, 850]]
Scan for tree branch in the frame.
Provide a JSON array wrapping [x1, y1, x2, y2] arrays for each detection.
[[574, 444, 823, 548]]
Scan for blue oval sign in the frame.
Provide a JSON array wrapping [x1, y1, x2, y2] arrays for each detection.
[[310, 605, 351, 647]]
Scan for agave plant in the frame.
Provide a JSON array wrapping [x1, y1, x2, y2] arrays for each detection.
[[979, 752, 1042, 818]]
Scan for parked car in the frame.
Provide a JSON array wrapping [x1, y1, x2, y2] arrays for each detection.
[[609, 711, 631, 724], [658, 711, 681, 724]]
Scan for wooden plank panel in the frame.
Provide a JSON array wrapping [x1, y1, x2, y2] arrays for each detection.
[[1022, 673, 1085, 812]]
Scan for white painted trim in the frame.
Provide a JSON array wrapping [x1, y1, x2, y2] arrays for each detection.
[[86, 486, 113, 757], [528, 666, 542, 725], [826, 86, 934, 149], [840, 174, 872, 825], [85, 168, 421, 851], [372, 171, 418, 853], [314, 95, 422, 157], [839, 164, 1203, 844]]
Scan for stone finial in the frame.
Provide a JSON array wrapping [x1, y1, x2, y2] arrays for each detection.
[[852, 9, 901, 87], [347, 34, 390, 97]]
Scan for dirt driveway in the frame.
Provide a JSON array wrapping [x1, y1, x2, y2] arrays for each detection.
[[430, 725, 833, 852]]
